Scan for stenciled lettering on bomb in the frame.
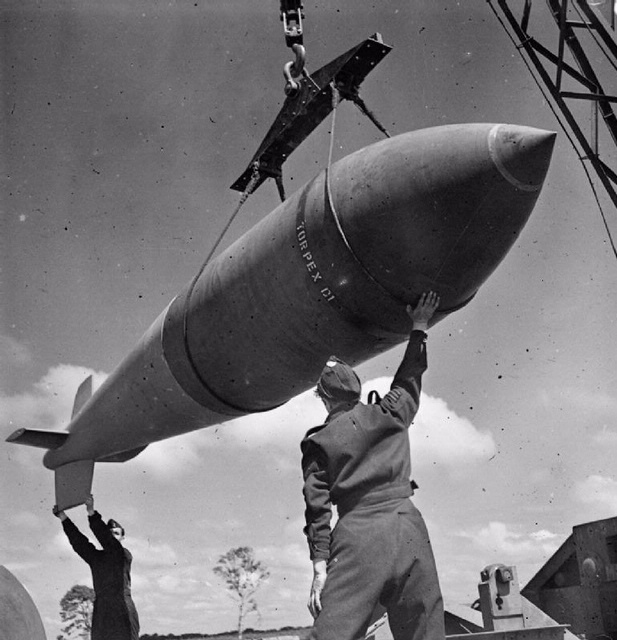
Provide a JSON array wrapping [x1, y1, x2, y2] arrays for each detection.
[[296, 221, 336, 302]]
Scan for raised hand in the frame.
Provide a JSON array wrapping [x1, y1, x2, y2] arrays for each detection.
[[52, 505, 67, 521], [406, 291, 440, 331]]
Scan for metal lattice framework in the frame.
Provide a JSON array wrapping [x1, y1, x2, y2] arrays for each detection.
[[492, 0, 617, 218]]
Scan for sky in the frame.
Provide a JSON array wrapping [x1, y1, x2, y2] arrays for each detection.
[[2, 1, 617, 638]]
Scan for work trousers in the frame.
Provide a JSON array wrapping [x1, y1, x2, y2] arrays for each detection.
[[311, 497, 444, 640], [91, 594, 139, 640]]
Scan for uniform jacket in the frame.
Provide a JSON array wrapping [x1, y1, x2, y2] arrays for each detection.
[[62, 511, 139, 640], [301, 330, 428, 561]]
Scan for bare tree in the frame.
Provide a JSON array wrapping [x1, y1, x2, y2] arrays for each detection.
[[213, 546, 270, 640], [58, 584, 94, 639]]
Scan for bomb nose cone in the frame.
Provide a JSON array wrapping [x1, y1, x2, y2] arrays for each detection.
[[327, 123, 557, 328], [489, 124, 557, 192]]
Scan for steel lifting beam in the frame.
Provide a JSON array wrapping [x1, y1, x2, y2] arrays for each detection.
[[230, 33, 392, 195], [495, 0, 617, 210]]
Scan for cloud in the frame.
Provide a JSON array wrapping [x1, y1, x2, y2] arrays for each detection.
[[212, 391, 322, 449], [125, 430, 211, 479], [575, 475, 617, 513], [49, 529, 83, 559], [538, 386, 617, 418], [126, 376, 496, 479], [529, 529, 561, 542], [257, 542, 308, 575], [455, 521, 562, 585], [125, 389, 322, 479], [130, 550, 268, 634], [218, 377, 496, 469], [3, 560, 42, 573], [3, 366, 494, 481], [8, 511, 43, 530], [157, 574, 201, 596], [129, 536, 179, 567], [0, 335, 32, 367], [367, 377, 496, 469], [592, 427, 617, 447], [0, 364, 108, 434], [0, 362, 198, 479], [413, 394, 496, 465]]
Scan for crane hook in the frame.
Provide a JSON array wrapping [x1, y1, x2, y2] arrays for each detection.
[[283, 43, 306, 97]]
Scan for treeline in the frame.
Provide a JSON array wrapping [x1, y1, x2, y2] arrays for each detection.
[[140, 627, 312, 640]]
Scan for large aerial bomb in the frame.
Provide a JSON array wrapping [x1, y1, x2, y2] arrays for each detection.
[[7, 123, 556, 509]]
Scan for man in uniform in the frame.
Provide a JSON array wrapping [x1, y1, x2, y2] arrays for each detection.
[[301, 291, 444, 640], [54, 494, 140, 640]]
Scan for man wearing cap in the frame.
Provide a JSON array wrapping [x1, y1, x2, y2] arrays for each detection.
[[53, 494, 140, 640], [301, 291, 444, 640]]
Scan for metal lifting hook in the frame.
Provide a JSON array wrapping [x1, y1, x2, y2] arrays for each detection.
[[283, 43, 306, 97]]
